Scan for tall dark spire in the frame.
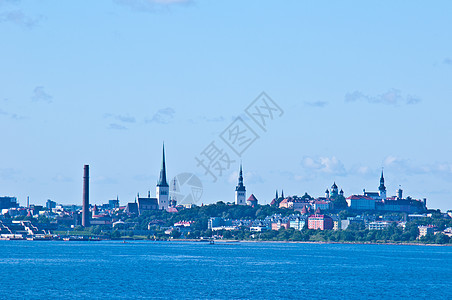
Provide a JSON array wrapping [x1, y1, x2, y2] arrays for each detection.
[[379, 169, 386, 192], [235, 163, 245, 191], [157, 143, 168, 187]]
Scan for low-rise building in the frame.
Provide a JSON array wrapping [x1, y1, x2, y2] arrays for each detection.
[[418, 225, 436, 237], [341, 217, 365, 230], [271, 219, 290, 230], [289, 217, 306, 231], [368, 221, 391, 230], [312, 200, 332, 211]]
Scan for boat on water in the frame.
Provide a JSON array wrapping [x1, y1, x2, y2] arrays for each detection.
[[26, 235, 53, 241]]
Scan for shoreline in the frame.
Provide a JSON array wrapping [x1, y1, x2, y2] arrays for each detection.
[[2, 237, 450, 246], [169, 238, 451, 246]]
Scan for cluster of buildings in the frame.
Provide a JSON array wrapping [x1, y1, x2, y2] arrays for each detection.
[[270, 171, 427, 214], [0, 145, 450, 241], [203, 211, 452, 239]]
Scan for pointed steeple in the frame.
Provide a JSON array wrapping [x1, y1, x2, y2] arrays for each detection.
[[379, 168, 386, 192], [238, 163, 243, 185], [235, 163, 245, 191], [275, 190, 279, 200], [157, 143, 168, 187], [281, 190, 284, 199]]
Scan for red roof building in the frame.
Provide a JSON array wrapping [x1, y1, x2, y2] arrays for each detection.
[[246, 194, 258, 207]]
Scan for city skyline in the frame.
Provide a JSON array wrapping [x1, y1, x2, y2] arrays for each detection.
[[1, 1, 451, 211]]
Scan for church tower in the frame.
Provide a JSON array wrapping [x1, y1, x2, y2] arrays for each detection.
[[379, 170, 387, 200], [156, 143, 169, 210], [331, 182, 338, 198], [235, 164, 246, 205]]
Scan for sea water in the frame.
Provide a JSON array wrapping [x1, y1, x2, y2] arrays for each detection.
[[0, 241, 450, 299]]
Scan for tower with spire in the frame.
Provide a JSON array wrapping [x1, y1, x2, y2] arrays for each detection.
[[330, 182, 338, 198], [235, 164, 246, 205], [156, 143, 169, 210], [379, 169, 387, 200]]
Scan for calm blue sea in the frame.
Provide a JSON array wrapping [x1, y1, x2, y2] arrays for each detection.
[[0, 241, 450, 299]]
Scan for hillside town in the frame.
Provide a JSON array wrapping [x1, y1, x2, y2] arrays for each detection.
[[1, 146, 451, 244]]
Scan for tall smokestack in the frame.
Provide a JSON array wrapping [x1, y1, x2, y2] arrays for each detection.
[[82, 165, 90, 227]]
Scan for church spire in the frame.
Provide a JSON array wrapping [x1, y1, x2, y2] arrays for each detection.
[[157, 143, 168, 187], [379, 168, 386, 192], [238, 163, 243, 184], [235, 163, 245, 192]]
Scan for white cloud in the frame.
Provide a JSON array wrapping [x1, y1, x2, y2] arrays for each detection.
[[383, 156, 452, 178], [31, 86, 52, 103], [146, 107, 175, 124], [345, 88, 421, 105], [114, 0, 192, 12], [301, 156, 346, 176], [108, 123, 128, 130]]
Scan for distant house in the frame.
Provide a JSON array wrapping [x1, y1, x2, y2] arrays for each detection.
[[341, 217, 364, 230], [271, 219, 290, 230], [0, 197, 18, 210], [418, 225, 436, 237], [289, 217, 306, 231], [137, 197, 158, 213], [313, 200, 332, 211], [307, 214, 333, 230], [346, 195, 376, 210], [367, 221, 391, 230], [246, 194, 258, 207], [124, 202, 139, 215]]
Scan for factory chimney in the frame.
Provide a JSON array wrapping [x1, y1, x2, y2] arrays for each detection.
[[82, 165, 90, 227]]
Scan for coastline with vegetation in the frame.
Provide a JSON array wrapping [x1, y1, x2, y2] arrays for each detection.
[[3, 202, 452, 244]]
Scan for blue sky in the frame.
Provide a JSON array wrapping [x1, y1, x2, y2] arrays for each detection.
[[1, 0, 451, 211]]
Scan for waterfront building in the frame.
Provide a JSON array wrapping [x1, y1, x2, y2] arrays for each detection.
[[289, 217, 306, 231], [367, 221, 391, 230], [331, 215, 341, 230], [271, 219, 290, 230], [341, 217, 365, 230], [307, 214, 333, 230], [418, 225, 436, 237], [235, 164, 246, 205]]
